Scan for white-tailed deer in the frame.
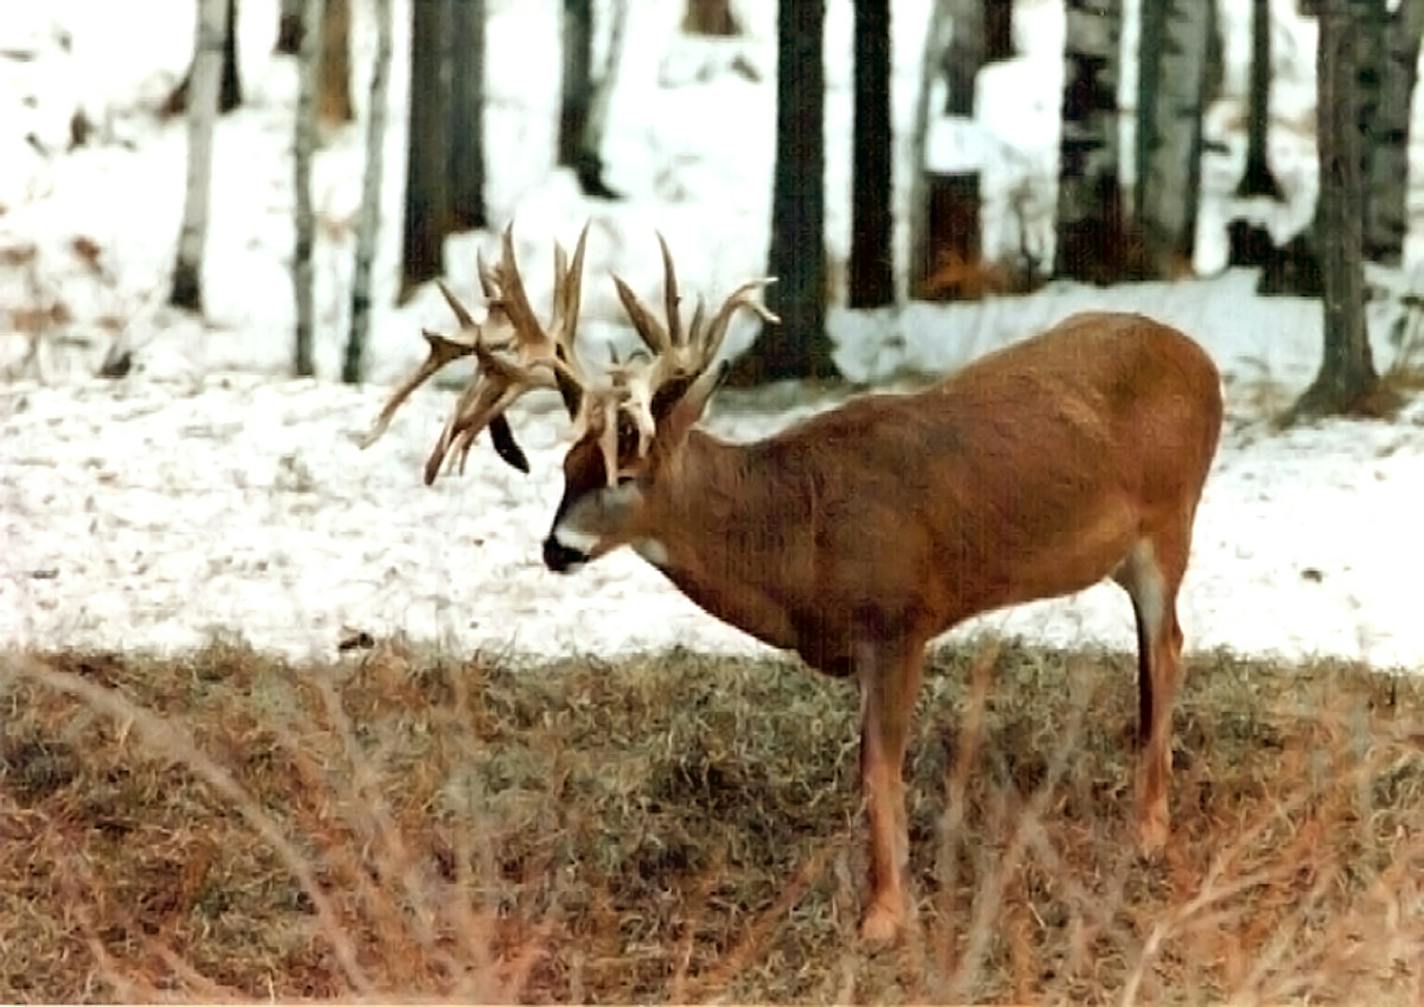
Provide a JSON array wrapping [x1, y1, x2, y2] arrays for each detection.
[[364, 226, 1224, 943]]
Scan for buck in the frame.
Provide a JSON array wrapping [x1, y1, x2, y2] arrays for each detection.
[[363, 226, 1224, 943]]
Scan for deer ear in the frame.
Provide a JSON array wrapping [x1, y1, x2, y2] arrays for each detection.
[[659, 360, 728, 448]]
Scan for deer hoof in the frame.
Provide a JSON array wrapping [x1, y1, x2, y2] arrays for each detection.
[[859, 902, 905, 944], [1136, 812, 1169, 859]]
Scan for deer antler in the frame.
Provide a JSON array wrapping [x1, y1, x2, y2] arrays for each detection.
[[607, 235, 779, 452], [360, 224, 592, 483]]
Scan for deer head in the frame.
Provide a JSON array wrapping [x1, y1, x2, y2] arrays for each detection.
[[361, 226, 777, 571]]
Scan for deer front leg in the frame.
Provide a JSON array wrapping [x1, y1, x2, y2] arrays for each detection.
[[856, 641, 925, 944]]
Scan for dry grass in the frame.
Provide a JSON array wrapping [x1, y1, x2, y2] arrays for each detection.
[[2, 640, 1422, 1003]]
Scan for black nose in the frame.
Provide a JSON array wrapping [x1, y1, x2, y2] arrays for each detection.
[[543, 536, 588, 573]]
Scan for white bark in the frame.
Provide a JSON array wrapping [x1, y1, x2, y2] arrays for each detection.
[[906, 0, 954, 297], [344, 0, 393, 384], [293, 0, 323, 376], [170, 0, 225, 310]]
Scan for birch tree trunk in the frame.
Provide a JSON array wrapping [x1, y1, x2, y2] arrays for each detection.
[[318, 0, 353, 124], [165, 0, 242, 116], [1363, 0, 1424, 265], [1136, 0, 1216, 276], [343, 0, 393, 384], [734, 0, 833, 381], [907, 0, 953, 295], [850, 0, 894, 308], [449, 0, 487, 229], [400, 0, 451, 297], [1291, 0, 1378, 417], [1054, 0, 1128, 282], [170, 0, 225, 311], [293, 0, 322, 377]]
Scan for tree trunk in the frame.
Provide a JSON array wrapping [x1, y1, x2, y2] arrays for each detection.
[[344, 0, 394, 384], [1136, 0, 1215, 277], [850, 0, 894, 309], [449, 0, 487, 229], [1363, 0, 1424, 265], [164, 0, 243, 116], [318, 0, 353, 124], [984, 0, 1014, 62], [1237, 0, 1283, 198], [1054, 0, 1131, 282], [1291, 0, 1378, 417], [170, 0, 225, 311], [277, 0, 304, 54], [943, 0, 983, 116], [293, 0, 322, 377], [908, 0, 954, 295], [559, 0, 621, 197], [735, 0, 833, 382], [683, 0, 740, 35], [400, 0, 451, 299]]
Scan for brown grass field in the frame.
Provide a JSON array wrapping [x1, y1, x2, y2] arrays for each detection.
[[1, 639, 1422, 1003]]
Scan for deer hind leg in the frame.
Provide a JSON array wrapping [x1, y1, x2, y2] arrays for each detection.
[[855, 640, 925, 943], [1113, 533, 1187, 857]]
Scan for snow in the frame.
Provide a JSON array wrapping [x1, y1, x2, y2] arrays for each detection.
[[2, 0, 1423, 671]]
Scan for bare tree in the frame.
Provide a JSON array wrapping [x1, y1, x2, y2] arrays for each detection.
[[164, 0, 243, 116], [1054, 0, 1131, 282], [277, 0, 304, 54], [319, 0, 353, 124], [293, 0, 322, 377], [344, 0, 394, 384], [984, 0, 1014, 61], [170, 0, 226, 310], [1362, 0, 1424, 266], [736, 0, 833, 381], [1291, 0, 1378, 418], [943, 0, 982, 116], [683, 0, 740, 34], [849, 0, 893, 309], [400, 0, 451, 297], [1136, 0, 1217, 276], [559, 0, 625, 197], [907, 0, 953, 294], [1237, 0, 1282, 198], [448, 0, 487, 229]]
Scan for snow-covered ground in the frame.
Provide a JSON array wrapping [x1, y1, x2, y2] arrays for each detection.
[[2, 1, 1423, 670]]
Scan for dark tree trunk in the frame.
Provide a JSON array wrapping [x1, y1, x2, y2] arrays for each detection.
[[943, 0, 983, 116], [400, 0, 451, 299], [318, 0, 353, 123], [849, 0, 894, 309], [276, 0, 304, 54], [1291, 0, 1378, 418], [559, 0, 621, 197], [734, 0, 833, 382], [165, 0, 243, 116], [1237, 0, 1283, 199], [1136, 0, 1215, 276], [293, 0, 321, 377], [1054, 0, 1133, 282], [984, 0, 1014, 62], [1363, 0, 1424, 265], [683, 0, 740, 35], [449, 0, 487, 229]]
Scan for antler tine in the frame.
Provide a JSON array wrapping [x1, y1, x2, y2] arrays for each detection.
[[435, 279, 478, 331], [358, 328, 476, 449], [611, 272, 671, 356], [698, 277, 779, 370], [495, 223, 547, 350], [475, 248, 501, 301], [422, 343, 553, 484], [655, 231, 684, 348], [687, 294, 707, 352]]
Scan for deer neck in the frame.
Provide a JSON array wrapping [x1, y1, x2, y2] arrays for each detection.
[[637, 429, 802, 650]]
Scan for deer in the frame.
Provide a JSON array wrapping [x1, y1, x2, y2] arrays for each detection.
[[362, 225, 1225, 944]]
